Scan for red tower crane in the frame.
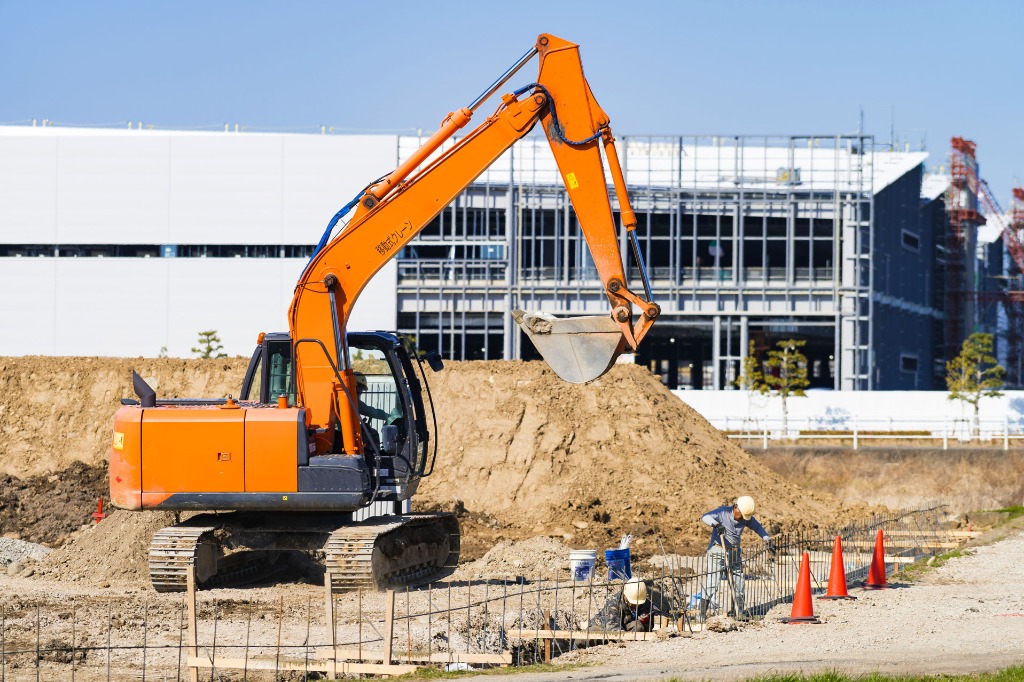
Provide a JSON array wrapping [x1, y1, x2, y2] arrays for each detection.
[[945, 137, 1024, 386]]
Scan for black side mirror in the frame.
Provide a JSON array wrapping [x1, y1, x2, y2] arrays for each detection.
[[380, 425, 400, 454], [425, 351, 444, 372]]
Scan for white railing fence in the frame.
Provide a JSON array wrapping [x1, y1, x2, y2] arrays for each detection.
[[719, 415, 1024, 450]]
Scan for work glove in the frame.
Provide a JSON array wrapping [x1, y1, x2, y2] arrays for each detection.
[[764, 537, 776, 555]]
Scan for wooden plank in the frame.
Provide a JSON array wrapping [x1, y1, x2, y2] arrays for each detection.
[[841, 541, 960, 550], [382, 589, 395, 668], [324, 572, 337, 680], [186, 566, 199, 682], [509, 628, 665, 641], [542, 609, 551, 662], [188, 656, 417, 677], [883, 531, 974, 539], [317, 648, 512, 665]]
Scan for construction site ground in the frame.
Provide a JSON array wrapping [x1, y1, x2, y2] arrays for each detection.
[[466, 518, 1024, 681], [1, 357, 1022, 679], [477, 520, 1024, 675], [0, 517, 1020, 681]]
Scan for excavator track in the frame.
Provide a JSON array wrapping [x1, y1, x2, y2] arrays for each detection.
[[148, 520, 284, 592], [324, 513, 460, 591], [147, 512, 459, 593], [148, 525, 218, 593]]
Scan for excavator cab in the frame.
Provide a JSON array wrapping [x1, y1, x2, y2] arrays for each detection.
[[239, 330, 437, 500]]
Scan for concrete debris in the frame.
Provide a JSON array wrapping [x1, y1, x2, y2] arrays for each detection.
[[705, 615, 739, 632], [0, 537, 50, 566]]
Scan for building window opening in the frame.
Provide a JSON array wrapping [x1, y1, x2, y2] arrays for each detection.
[[900, 354, 919, 373], [901, 230, 920, 253]]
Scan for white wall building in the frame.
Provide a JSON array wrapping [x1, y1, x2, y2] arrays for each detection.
[[0, 126, 399, 356]]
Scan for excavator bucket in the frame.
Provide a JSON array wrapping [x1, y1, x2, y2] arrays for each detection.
[[512, 310, 627, 384]]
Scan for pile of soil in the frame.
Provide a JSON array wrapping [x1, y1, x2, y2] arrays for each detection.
[[0, 356, 248, 478], [36, 509, 178, 585], [414, 361, 852, 557], [452, 536, 573, 581], [0, 462, 108, 546], [0, 356, 852, 575]]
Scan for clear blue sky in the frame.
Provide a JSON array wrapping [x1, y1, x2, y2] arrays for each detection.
[[1, 0, 1021, 200]]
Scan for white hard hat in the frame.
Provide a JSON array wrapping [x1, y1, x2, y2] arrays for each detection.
[[354, 372, 368, 390], [622, 576, 647, 605], [735, 496, 756, 520]]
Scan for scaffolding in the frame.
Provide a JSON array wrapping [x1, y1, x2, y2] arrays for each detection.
[[1009, 187, 1024, 385], [945, 137, 984, 363], [397, 134, 889, 390], [944, 138, 1024, 388]]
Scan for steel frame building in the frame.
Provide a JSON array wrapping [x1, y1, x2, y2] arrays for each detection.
[[0, 125, 955, 390], [396, 134, 932, 390]]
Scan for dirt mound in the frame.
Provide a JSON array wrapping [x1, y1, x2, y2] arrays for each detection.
[[1, 356, 851, 571], [0, 461, 108, 546], [36, 509, 178, 585], [452, 536, 573, 581], [415, 361, 849, 556], [0, 356, 248, 478]]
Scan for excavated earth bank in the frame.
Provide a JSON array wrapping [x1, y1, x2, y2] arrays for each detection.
[[0, 356, 853, 584], [754, 446, 1024, 512], [0, 356, 249, 478]]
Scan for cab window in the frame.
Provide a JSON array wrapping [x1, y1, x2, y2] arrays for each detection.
[[348, 343, 404, 433], [266, 341, 294, 405]]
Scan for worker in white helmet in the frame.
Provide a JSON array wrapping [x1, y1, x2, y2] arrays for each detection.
[[618, 576, 658, 632], [590, 575, 661, 632], [697, 496, 772, 621]]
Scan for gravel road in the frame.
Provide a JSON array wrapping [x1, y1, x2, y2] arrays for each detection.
[[479, 523, 1024, 681]]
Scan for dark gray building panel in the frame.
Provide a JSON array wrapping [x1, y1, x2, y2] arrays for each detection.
[[395, 135, 955, 391]]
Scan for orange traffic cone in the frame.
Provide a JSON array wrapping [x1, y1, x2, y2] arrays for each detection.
[[861, 528, 890, 589], [820, 535, 856, 600], [781, 551, 821, 624]]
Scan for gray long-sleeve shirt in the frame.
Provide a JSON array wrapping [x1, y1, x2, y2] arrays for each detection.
[[701, 505, 770, 551]]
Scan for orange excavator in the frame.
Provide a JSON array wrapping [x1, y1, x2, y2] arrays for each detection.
[[110, 34, 660, 592]]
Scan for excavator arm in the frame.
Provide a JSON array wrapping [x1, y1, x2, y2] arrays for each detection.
[[288, 33, 660, 457]]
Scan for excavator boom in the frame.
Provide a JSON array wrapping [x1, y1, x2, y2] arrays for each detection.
[[290, 33, 660, 457]]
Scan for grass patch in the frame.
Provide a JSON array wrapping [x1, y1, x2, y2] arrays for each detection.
[[991, 505, 1024, 521], [664, 666, 1024, 682], [896, 547, 974, 582], [400, 660, 1024, 681], [396, 662, 580, 679]]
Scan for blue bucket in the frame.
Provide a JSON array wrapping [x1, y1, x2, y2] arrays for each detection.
[[605, 548, 632, 581]]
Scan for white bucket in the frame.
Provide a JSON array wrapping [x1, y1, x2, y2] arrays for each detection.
[[569, 549, 597, 582]]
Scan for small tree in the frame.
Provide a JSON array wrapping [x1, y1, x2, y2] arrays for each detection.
[[762, 339, 810, 437], [735, 340, 766, 393], [946, 332, 1004, 437], [192, 330, 226, 359]]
